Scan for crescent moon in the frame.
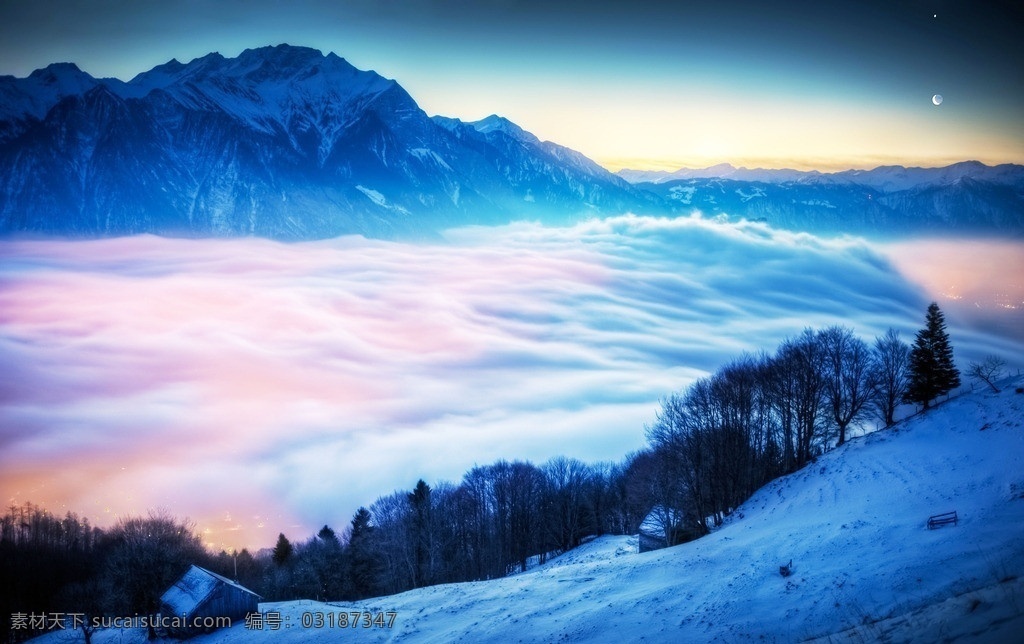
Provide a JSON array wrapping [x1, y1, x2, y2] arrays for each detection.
[[932, 94, 943, 106]]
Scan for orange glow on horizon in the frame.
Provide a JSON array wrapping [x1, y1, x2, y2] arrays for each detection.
[[593, 154, 1024, 174]]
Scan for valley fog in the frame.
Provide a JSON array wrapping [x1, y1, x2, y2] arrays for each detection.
[[1, 215, 1021, 550]]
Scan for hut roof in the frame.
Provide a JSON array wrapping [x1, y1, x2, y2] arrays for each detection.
[[639, 505, 669, 536], [161, 565, 260, 617]]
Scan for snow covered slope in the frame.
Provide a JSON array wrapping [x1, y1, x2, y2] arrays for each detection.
[[188, 377, 1024, 642], [49, 378, 1024, 643]]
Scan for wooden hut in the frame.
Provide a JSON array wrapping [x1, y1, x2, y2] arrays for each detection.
[[638, 505, 695, 552], [638, 507, 670, 553], [160, 565, 260, 635]]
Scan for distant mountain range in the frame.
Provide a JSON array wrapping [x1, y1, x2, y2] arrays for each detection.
[[616, 161, 1024, 191], [621, 161, 1024, 237], [0, 44, 1021, 240]]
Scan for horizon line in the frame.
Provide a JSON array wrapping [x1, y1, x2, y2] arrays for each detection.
[[596, 157, 1024, 174]]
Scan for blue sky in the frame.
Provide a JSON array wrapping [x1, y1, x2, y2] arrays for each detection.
[[1, 0, 1021, 170]]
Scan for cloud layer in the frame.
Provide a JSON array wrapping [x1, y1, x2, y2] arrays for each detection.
[[1, 216, 1020, 549]]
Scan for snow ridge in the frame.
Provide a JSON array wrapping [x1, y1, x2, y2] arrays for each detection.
[[618, 160, 1024, 192]]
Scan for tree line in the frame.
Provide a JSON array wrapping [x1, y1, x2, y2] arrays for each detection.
[[1, 303, 964, 641], [1, 457, 652, 642], [643, 302, 961, 543], [254, 455, 654, 602]]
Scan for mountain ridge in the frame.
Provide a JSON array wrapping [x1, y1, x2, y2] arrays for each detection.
[[0, 45, 656, 240], [617, 159, 1024, 191], [628, 161, 1024, 236], [1, 45, 1022, 240]]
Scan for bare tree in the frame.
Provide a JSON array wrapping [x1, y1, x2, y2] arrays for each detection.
[[497, 461, 546, 574], [765, 343, 800, 473], [621, 448, 693, 545], [646, 389, 711, 534], [102, 511, 208, 638], [968, 355, 1006, 393], [819, 326, 876, 446], [369, 492, 415, 594], [771, 329, 828, 466], [459, 466, 499, 580], [616, 451, 663, 535], [871, 328, 910, 427], [541, 456, 594, 554], [583, 461, 622, 536]]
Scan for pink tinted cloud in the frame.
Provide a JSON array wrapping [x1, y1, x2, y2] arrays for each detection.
[[0, 231, 617, 548]]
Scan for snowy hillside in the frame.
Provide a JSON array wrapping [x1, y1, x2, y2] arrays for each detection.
[[56, 376, 1024, 643]]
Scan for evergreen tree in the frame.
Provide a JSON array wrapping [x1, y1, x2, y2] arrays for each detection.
[[272, 533, 293, 566], [346, 507, 380, 599], [317, 524, 339, 546], [904, 302, 960, 409], [407, 480, 433, 588], [314, 524, 344, 599]]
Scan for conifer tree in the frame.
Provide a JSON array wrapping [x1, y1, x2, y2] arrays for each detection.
[[317, 524, 339, 546], [346, 507, 380, 599], [407, 480, 433, 588], [272, 532, 293, 566], [904, 302, 960, 409]]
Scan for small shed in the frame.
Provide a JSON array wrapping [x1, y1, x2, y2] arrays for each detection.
[[638, 507, 670, 553], [160, 565, 260, 635], [638, 505, 697, 553]]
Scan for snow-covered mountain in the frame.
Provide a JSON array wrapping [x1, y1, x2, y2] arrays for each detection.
[[0, 45, 655, 240], [617, 163, 818, 185], [618, 160, 1024, 191], [43, 376, 1024, 642], [2, 45, 1021, 239], [628, 161, 1024, 236]]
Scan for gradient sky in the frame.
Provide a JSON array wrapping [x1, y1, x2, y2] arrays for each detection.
[[2, 2, 1024, 553], [1, 0, 1021, 170]]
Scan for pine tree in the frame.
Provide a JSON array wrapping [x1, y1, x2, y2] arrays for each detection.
[[317, 524, 339, 546], [904, 302, 960, 409], [272, 532, 293, 566], [346, 507, 379, 599], [407, 480, 432, 588]]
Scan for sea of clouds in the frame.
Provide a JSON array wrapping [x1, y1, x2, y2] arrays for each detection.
[[1, 214, 1020, 549]]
